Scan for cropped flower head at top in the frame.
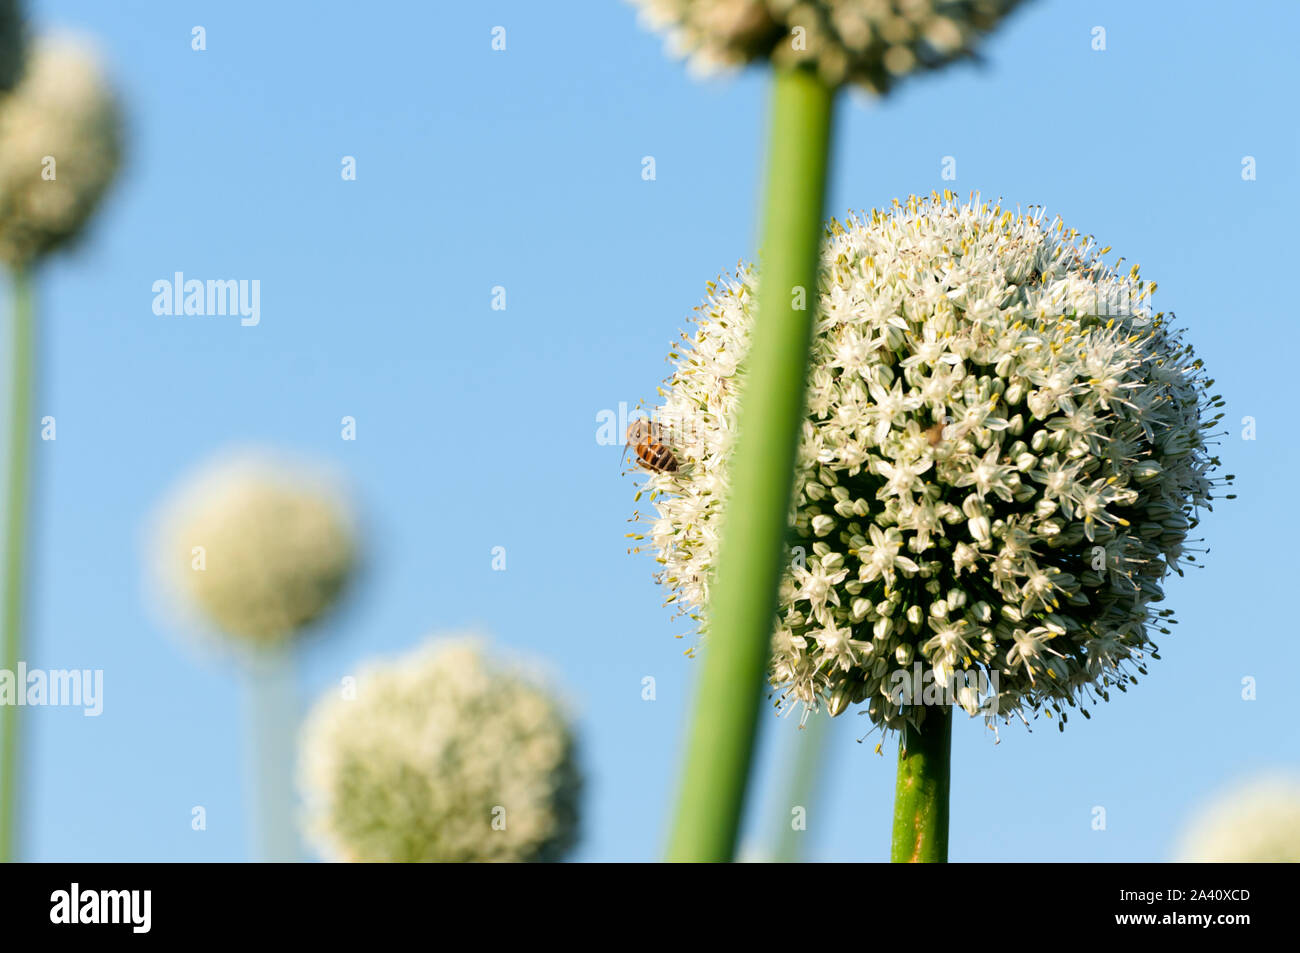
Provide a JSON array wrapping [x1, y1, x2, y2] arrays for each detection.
[[632, 193, 1229, 735], [630, 0, 1027, 92], [0, 33, 123, 266], [299, 637, 582, 863], [154, 455, 358, 650]]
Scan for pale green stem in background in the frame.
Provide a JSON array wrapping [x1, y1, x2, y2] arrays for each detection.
[[770, 710, 833, 863], [0, 267, 33, 864], [243, 646, 301, 863], [667, 66, 837, 863], [890, 707, 952, 863]]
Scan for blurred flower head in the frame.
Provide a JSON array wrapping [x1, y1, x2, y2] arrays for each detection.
[[630, 0, 1027, 92], [299, 636, 582, 863], [0, 0, 24, 93], [1176, 776, 1300, 863], [153, 453, 358, 652], [0, 32, 123, 267], [633, 193, 1229, 735]]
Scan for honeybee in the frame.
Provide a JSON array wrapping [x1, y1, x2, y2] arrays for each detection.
[[925, 421, 946, 447], [624, 418, 679, 473]]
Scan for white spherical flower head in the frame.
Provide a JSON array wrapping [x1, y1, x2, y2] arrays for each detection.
[[0, 33, 123, 266], [630, 0, 1027, 92], [1176, 777, 1300, 863], [0, 0, 24, 93], [155, 455, 357, 650], [633, 193, 1229, 735], [299, 637, 582, 863]]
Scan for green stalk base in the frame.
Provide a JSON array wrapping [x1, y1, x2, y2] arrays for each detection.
[[0, 268, 33, 864], [771, 711, 833, 863], [244, 648, 301, 863], [890, 707, 952, 863]]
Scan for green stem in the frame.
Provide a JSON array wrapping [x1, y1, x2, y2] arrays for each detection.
[[243, 647, 301, 863], [771, 711, 833, 863], [890, 707, 952, 863], [666, 66, 836, 863], [0, 268, 33, 864]]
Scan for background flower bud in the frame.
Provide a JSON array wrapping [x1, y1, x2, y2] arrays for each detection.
[[153, 454, 357, 650], [298, 636, 582, 863], [1175, 777, 1300, 863], [0, 34, 123, 266]]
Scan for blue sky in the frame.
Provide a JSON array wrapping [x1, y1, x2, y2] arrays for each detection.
[[6, 0, 1296, 861]]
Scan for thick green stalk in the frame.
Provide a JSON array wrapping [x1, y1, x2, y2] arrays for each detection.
[[0, 268, 33, 864], [890, 707, 952, 863], [243, 648, 300, 862], [666, 66, 836, 863]]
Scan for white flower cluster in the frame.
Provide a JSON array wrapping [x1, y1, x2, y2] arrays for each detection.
[[0, 34, 122, 266], [633, 193, 1228, 734], [299, 637, 582, 863], [629, 0, 1026, 92], [0, 0, 23, 93], [155, 455, 357, 649], [1176, 777, 1300, 863]]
